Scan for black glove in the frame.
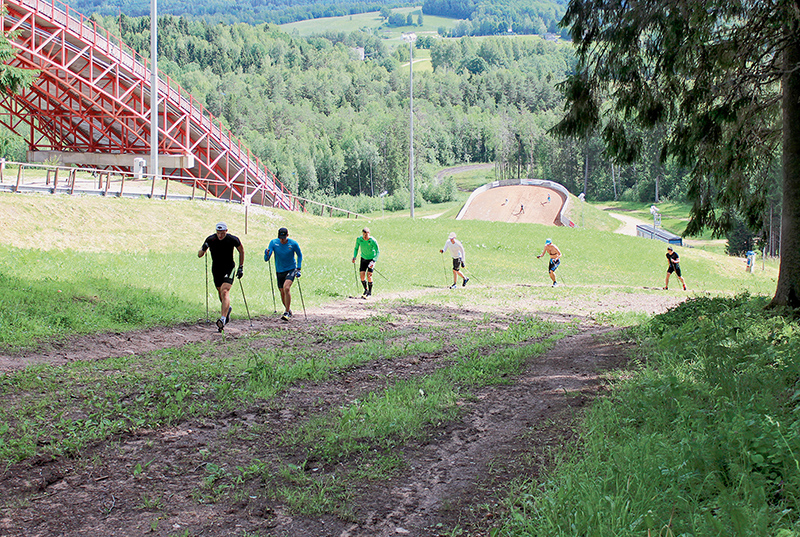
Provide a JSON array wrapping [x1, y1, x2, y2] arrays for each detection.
[[295, 269, 301, 278], [236, 266, 244, 279]]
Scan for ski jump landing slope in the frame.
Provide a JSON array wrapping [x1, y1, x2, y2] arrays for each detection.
[[457, 179, 574, 226]]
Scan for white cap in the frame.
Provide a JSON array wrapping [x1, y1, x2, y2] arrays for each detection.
[[448, 232, 456, 239], [216, 222, 227, 231]]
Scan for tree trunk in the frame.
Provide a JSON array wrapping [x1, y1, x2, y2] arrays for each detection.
[[611, 163, 617, 200], [583, 146, 589, 196], [770, 19, 800, 308], [655, 174, 659, 203]]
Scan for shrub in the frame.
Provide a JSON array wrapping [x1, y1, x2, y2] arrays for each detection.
[[419, 175, 458, 203]]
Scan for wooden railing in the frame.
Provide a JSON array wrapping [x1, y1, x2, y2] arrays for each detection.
[[0, 161, 364, 219]]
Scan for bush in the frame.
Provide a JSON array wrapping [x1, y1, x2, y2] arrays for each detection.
[[419, 175, 458, 203], [303, 193, 381, 216], [726, 213, 757, 256], [303, 190, 426, 215]]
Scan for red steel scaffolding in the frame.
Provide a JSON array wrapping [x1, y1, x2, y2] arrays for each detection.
[[0, 0, 295, 209]]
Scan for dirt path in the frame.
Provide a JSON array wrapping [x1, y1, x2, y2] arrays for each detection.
[[607, 211, 648, 236], [435, 163, 494, 182], [0, 289, 676, 536]]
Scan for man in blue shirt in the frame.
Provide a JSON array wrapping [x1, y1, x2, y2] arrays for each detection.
[[265, 227, 303, 321]]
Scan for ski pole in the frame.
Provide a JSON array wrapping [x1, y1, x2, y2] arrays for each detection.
[[296, 276, 308, 320], [354, 259, 360, 295], [238, 276, 253, 327], [463, 265, 480, 283], [204, 252, 209, 323], [372, 267, 390, 282], [268, 256, 277, 313], [441, 251, 449, 285]]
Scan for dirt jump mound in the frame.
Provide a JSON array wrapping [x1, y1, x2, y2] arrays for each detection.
[[457, 179, 574, 226]]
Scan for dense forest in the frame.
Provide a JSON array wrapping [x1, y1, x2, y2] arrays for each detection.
[[424, 0, 568, 38], [63, 0, 416, 25], [62, 0, 568, 37], [79, 13, 699, 213]]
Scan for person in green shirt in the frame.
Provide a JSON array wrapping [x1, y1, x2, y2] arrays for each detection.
[[352, 227, 380, 297]]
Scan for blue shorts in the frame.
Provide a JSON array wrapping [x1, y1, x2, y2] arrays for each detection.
[[549, 259, 560, 272]]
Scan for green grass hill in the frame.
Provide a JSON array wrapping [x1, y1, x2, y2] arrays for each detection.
[[0, 190, 778, 348]]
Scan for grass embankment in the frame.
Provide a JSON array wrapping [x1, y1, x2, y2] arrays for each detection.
[[500, 294, 800, 537], [0, 193, 776, 349]]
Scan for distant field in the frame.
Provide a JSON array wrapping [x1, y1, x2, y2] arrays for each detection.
[[280, 7, 459, 49]]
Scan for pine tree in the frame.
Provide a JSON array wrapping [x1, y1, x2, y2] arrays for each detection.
[[554, 0, 800, 308]]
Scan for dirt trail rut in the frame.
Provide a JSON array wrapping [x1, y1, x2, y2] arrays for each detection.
[[0, 290, 673, 536]]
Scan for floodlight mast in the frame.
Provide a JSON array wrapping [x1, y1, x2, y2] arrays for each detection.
[[150, 0, 159, 182], [403, 32, 417, 218]]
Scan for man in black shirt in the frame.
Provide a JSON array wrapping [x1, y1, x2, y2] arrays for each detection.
[[664, 246, 686, 290], [198, 222, 245, 331]]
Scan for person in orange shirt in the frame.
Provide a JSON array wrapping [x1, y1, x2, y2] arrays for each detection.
[[536, 238, 561, 287]]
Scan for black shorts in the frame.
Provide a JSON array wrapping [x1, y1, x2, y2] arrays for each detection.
[[451, 258, 464, 271], [277, 269, 298, 287], [212, 267, 234, 288], [549, 259, 560, 272], [667, 264, 682, 277], [359, 257, 375, 273]]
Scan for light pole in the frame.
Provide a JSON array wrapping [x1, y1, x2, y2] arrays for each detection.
[[150, 0, 159, 182], [403, 32, 417, 218]]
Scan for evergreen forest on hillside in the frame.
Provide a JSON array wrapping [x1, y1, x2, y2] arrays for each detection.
[[76, 13, 700, 211], [63, 0, 567, 37]]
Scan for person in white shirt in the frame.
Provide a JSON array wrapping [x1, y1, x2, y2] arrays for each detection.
[[440, 232, 469, 289]]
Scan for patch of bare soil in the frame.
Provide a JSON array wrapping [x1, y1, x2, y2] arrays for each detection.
[[460, 185, 565, 226], [0, 289, 678, 537]]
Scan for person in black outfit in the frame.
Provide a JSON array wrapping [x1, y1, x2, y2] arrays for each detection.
[[198, 222, 245, 331], [664, 246, 687, 290]]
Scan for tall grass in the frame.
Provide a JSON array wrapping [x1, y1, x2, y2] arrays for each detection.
[[500, 294, 800, 536]]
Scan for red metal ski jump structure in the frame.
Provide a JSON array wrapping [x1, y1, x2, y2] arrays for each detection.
[[0, 0, 295, 209]]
